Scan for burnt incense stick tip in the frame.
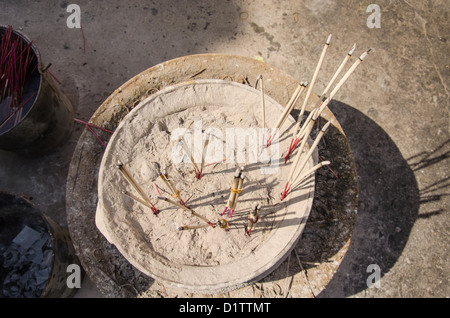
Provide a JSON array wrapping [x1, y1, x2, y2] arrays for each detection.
[[326, 34, 332, 45], [321, 119, 333, 132], [359, 49, 371, 61], [312, 111, 320, 121], [349, 43, 357, 56]]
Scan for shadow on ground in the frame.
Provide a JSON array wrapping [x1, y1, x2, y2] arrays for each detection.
[[316, 100, 420, 297]]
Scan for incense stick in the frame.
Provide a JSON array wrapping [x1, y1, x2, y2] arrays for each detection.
[[122, 190, 154, 210], [292, 120, 332, 182], [283, 120, 332, 200], [199, 133, 211, 179], [159, 168, 184, 205], [267, 82, 307, 146], [256, 75, 267, 150], [321, 43, 356, 98], [246, 203, 260, 236], [285, 47, 370, 163], [308, 43, 356, 128], [316, 49, 371, 118], [289, 161, 331, 193], [256, 74, 266, 130], [286, 114, 317, 185], [284, 108, 319, 163], [178, 223, 210, 231], [117, 162, 159, 214], [156, 196, 215, 227], [291, 34, 332, 139], [178, 134, 201, 178], [74, 118, 114, 133]]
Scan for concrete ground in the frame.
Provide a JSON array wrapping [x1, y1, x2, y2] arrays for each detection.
[[0, 0, 448, 298]]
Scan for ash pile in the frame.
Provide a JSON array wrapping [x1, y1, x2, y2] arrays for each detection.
[[1, 225, 52, 298]]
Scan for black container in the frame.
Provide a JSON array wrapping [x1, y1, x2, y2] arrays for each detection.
[[0, 26, 74, 156], [0, 192, 80, 298]]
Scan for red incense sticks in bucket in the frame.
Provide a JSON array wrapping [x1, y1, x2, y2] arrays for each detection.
[[0, 25, 37, 115]]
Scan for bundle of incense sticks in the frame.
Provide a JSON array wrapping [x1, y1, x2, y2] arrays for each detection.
[[246, 203, 261, 236], [282, 120, 333, 200], [117, 161, 159, 214], [222, 167, 244, 218], [284, 43, 357, 162], [0, 26, 36, 111], [293, 48, 371, 152]]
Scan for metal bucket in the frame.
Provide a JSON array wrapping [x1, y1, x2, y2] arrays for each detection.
[[0, 192, 80, 298], [0, 25, 74, 156]]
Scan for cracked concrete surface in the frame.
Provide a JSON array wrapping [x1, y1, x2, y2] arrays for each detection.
[[0, 0, 448, 297]]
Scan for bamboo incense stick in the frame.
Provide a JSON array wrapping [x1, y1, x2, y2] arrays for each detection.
[[284, 108, 319, 163], [321, 43, 356, 98], [316, 49, 371, 118], [293, 120, 332, 180], [285, 47, 370, 164], [156, 196, 215, 227], [159, 168, 184, 205], [117, 162, 159, 214], [289, 161, 331, 193], [199, 133, 211, 179], [286, 114, 317, 185], [291, 34, 332, 139], [295, 108, 319, 141], [122, 190, 154, 210], [178, 135, 201, 177], [267, 82, 307, 146], [307, 43, 356, 129], [256, 74, 267, 150], [273, 84, 303, 132], [178, 223, 210, 231], [246, 203, 261, 236], [256, 74, 266, 131]]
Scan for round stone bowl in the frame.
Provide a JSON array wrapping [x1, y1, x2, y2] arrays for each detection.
[[95, 79, 317, 293]]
